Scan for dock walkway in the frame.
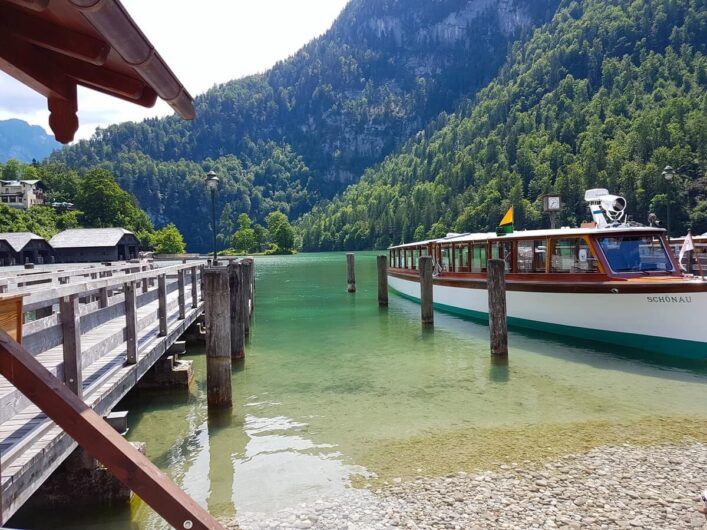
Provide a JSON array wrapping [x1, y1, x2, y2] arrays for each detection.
[[0, 260, 207, 522]]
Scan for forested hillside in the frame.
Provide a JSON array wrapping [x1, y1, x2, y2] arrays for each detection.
[[300, 0, 707, 250], [51, 0, 560, 251]]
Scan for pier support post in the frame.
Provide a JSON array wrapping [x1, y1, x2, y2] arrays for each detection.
[[419, 256, 433, 327], [204, 268, 232, 409], [346, 253, 356, 293], [487, 259, 508, 356], [377, 255, 388, 306], [228, 262, 246, 359], [241, 259, 253, 335]]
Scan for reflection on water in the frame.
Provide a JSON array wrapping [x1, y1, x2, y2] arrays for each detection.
[[10, 252, 707, 529], [489, 355, 510, 383]]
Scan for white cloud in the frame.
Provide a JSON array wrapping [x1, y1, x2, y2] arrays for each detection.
[[0, 0, 349, 140]]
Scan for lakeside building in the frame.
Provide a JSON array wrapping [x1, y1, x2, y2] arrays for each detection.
[[0, 180, 45, 209], [0, 232, 53, 265], [49, 228, 140, 263]]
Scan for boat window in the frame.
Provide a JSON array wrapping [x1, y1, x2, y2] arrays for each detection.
[[491, 241, 513, 272], [551, 238, 599, 273], [517, 240, 547, 273], [440, 246, 451, 272], [411, 248, 418, 270], [598, 236, 674, 273], [456, 244, 470, 272], [471, 244, 487, 272]]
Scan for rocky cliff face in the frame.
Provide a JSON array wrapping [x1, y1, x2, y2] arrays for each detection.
[[311, 0, 553, 184]]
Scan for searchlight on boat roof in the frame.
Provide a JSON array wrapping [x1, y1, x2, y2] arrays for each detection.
[[584, 188, 627, 228]]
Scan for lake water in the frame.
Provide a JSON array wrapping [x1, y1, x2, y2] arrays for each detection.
[[11, 252, 707, 529]]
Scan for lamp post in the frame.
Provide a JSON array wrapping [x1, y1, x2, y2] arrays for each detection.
[[662, 165, 674, 241], [206, 170, 219, 262]]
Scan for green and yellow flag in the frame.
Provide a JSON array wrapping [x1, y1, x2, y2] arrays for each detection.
[[497, 207, 514, 235]]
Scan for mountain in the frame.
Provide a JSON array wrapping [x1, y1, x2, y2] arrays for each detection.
[[51, 0, 560, 251], [299, 0, 707, 250], [0, 119, 60, 163]]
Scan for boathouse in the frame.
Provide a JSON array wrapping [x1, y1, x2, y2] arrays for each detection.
[[0, 232, 53, 265], [50, 228, 140, 263]]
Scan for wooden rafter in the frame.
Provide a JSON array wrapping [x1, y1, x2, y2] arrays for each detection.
[[0, 3, 109, 65], [0, 0, 194, 143]]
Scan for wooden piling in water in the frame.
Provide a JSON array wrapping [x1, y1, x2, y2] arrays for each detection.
[[377, 255, 388, 306], [204, 268, 232, 409], [241, 259, 253, 334], [419, 256, 433, 326], [346, 253, 356, 293], [487, 259, 508, 356], [228, 262, 246, 359]]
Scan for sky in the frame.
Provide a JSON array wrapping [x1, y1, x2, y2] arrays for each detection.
[[0, 0, 349, 140]]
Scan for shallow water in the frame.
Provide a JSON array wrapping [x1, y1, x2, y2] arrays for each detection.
[[11, 252, 707, 529]]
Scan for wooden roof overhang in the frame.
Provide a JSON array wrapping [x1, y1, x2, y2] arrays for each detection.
[[0, 0, 195, 143]]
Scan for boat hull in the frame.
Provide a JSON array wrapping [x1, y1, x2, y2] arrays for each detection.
[[388, 272, 707, 360]]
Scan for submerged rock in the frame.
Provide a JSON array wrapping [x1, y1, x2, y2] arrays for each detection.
[[227, 442, 707, 530]]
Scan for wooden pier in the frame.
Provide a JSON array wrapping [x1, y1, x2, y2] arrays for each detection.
[[0, 259, 252, 524]]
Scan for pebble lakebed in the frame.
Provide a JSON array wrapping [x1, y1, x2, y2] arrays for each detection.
[[228, 442, 707, 530]]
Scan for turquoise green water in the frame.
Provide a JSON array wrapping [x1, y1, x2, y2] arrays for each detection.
[[10, 252, 707, 529]]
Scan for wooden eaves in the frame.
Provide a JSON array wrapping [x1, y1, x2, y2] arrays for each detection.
[[0, 0, 195, 143]]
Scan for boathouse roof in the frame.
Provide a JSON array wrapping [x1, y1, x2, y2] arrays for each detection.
[[0, 0, 194, 143], [50, 228, 135, 249], [0, 232, 47, 252]]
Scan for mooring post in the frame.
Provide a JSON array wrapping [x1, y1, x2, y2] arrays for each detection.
[[228, 262, 246, 359], [60, 293, 82, 398], [240, 259, 253, 334], [487, 259, 508, 356], [124, 280, 138, 364], [238, 262, 249, 340], [377, 255, 388, 306], [419, 255, 433, 326], [346, 253, 356, 293], [248, 258, 255, 315], [204, 268, 232, 409]]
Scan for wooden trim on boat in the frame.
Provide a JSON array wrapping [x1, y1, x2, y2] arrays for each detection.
[[388, 269, 707, 294]]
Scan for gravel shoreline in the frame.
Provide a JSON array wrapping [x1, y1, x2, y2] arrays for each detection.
[[229, 442, 707, 530]]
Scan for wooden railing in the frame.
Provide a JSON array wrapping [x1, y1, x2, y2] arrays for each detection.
[[0, 260, 156, 293]]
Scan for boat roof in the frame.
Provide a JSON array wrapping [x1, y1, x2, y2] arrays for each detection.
[[389, 226, 665, 249]]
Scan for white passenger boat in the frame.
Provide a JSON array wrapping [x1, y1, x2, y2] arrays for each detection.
[[387, 190, 707, 359]]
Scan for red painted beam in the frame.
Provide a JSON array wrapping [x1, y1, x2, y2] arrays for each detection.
[[0, 330, 226, 530]]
